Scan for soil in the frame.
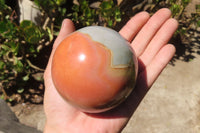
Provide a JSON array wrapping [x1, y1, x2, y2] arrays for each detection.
[[3, 0, 200, 132]]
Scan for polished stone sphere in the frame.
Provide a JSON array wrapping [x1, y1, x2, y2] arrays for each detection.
[[52, 26, 138, 113]]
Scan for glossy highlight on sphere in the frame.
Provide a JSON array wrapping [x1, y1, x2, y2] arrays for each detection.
[[52, 26, 138, 113]]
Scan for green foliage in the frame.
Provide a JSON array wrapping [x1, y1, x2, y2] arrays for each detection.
[[152, 0, 189, 18], [169, 0, 190, 17], [71, 0, 97, 26], [34, 0, 67, 24], [34, 0, 122, 28], [71, 0, 122, 27], [20, 20, 45, 44], [99, 0, 122, 27], [195, 5, 200, 27], [0, 1, 49, 101]]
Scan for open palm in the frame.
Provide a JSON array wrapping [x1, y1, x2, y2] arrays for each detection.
[[43, 8, 178, 133]]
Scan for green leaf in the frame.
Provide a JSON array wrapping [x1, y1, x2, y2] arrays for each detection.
[[197, 20, 200, 27], [28, 35, 40, 44], [9, 41, 19, 53], [0, 95, 4, 100], [0, 0, 6, 9], [7, 98, 13, 102], [0, 61, 5, 69], [17, 88, 24, 93], [196, 5, 200, 12], [182, 0, 190, 6], [115, 8, 121, 16], [5, 15, 10, 20], [85, 8, 93, 18], [85, 21, 90, 26], [58, 7, 67, 16], [101, 1, 113, 10], [0, 21, 7, 33], [53, 31, 60, 36], [0, 21, 15, 39], [170, 4, 181, 15], [46, 27, 53, 41], [80, 0, 88, 8], [29, 45, 36, 53], [20, 20, 34, 28], [15, 58, 23, 72], [108, 20, 113, 27], [72, 4, 79, 12], [56, 0, 66, 6], [1, 44, 10, 51], [23, 74, 29, 81], [24, 26, 42, 44]]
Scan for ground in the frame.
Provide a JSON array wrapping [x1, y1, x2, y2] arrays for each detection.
[[5, 0, 200, 132], [9, 50, 200, 132], [123, 53, 200, 133]]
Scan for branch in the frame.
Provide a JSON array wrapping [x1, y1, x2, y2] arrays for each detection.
[[26, 59, 44, 71]]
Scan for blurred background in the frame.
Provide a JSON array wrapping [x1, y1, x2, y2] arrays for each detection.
[[0, 0, 200, 132]]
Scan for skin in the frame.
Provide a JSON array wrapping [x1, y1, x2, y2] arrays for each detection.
[[43, 8, 178, 133]]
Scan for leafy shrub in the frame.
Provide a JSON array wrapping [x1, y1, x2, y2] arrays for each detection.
[[34, 0, 122, 28], [34, 0, 68, 27], [71, 0, 97, 27], [0, 0, 50, 102], [99, 0, 122, 27], [71, 0, 122, 27]]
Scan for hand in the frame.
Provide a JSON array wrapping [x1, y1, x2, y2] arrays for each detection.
[[43, 8, 178, 133]]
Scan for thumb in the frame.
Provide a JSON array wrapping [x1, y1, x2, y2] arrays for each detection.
[[44, 19, 75, 79], [53, 19, 75, 50]]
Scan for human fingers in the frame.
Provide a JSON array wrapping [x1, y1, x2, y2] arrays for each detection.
[[131, 8, 172, 57], [125, 44, 175, 114], [119, 11, 150, 42], [139, 44, 176, 89], [139, 18, 178, 66]]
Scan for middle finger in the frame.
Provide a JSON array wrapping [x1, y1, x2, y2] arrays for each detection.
[[131, 8, 172, 57]]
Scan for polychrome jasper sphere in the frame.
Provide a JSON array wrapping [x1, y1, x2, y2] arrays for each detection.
[[52, 26, 138, 113]]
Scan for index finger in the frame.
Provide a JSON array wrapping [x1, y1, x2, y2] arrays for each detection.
[[119, 11, 150, 42]]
